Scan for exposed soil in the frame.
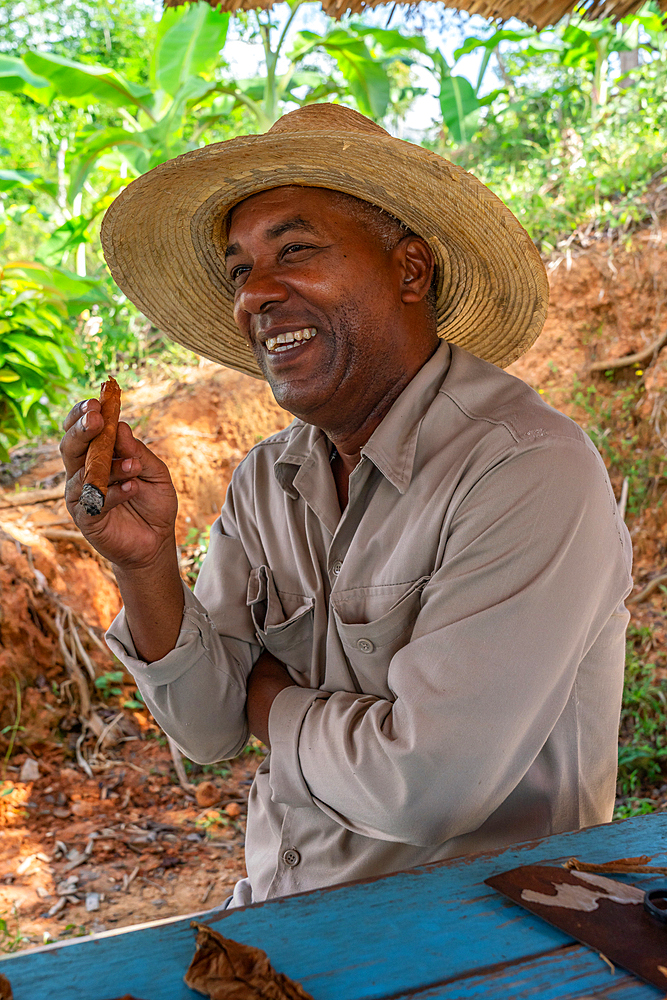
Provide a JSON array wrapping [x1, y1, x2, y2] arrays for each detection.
[[0, 226, 666, 954]]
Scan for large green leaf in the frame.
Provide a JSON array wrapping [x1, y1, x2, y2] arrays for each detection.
[[347, 23, 431, 56], [156, 3, 229, 97], [2, 263, 110, 313], [23, 51, 153, 113], [453, 29, 534, 60], [67, 127, 150, 201], [35, 217, 91, 267], [0, 169, 40, 192], [439, 75, 480, 145], [303, 32, 389, 119], [0, 55, 49, 93]]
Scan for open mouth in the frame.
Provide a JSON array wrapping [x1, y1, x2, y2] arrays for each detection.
[[265, 328, 317, 354]]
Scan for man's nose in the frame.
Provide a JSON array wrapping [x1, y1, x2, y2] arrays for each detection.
[[234, 263, 289, 317]]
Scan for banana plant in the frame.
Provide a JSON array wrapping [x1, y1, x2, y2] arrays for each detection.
[[0, 262, 105, 459], [0, 0, 420, 268]]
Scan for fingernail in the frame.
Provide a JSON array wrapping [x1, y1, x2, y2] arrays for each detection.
[[82, 413, 89, 430], [121, 480, 132, 492], [122, 459, 133, 472], [81, 400, 91, 412]]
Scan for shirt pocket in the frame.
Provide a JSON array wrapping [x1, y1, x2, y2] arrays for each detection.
[[331, 576, 430, 698], [247, 565, 314, 677]]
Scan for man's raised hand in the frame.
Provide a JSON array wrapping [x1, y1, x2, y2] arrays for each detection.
[[60, 398, 179, 571]]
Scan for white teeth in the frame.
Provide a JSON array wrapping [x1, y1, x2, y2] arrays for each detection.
[[265, 328, 317, 352]]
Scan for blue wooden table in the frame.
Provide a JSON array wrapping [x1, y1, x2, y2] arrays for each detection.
[[2, 813, 665, 999]]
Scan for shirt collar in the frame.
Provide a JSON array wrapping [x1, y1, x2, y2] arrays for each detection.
[[274, 340, 452, 497], [362, 340, 451, 494]]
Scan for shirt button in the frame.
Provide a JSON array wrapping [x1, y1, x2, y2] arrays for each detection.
[[282, 848, 301, 867], [356, 638, 375, 654], [332, 560, 342, 575]]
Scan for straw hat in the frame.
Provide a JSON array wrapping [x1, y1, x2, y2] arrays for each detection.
[[101, 103, 548, 377]]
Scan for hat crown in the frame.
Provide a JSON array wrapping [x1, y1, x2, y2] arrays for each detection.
[[268, 103, 389, 137]]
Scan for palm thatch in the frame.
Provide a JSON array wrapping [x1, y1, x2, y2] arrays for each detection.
[[164, 0, 667, 31]]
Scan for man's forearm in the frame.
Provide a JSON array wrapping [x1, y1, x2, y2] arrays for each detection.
[[246, 651, 296, 747], [113, 539, 184, 662]]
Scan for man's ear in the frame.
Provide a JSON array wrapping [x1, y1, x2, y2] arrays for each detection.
[[397, 237, 435, 304]]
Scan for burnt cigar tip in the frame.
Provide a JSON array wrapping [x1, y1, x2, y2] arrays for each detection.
[[80, 483, 105, 516]]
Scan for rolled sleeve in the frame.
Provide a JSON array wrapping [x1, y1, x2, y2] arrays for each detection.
[[106, 580, 252, 762], [268, 685, 331, 808]]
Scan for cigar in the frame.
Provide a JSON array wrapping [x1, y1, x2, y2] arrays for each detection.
[[79, 377, 122, 516]]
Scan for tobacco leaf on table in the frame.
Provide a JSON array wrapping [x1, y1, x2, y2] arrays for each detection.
[[565, 855, 667, 875], [0, 973, 13, 1000], [184, 922, 315, 1000]]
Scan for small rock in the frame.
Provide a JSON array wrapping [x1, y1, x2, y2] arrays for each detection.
[[85, 892, 100, 912], [186, 833, 201, 842], [46, 897, 67, 918], [224, 802, 241, 819], [19, 759, 40, 782], [56, 875, 79, 896], [52, 807, 71, 819], [16, 855, 36, 875], [195, 781, 220, 808], [70, 801, 94, 818]]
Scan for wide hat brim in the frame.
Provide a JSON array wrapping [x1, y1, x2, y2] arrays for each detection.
[[101, 108, 548, 378]]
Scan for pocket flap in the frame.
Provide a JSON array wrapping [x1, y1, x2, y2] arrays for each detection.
[[247, 565, 314, 652], [333, 576, 429, 651]]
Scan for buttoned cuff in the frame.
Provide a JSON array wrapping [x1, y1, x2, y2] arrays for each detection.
[[105, 581, 220, 685], [268, 685, 330, 808]]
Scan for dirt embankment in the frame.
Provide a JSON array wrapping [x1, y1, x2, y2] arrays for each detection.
[[0, 226, 666, 951]]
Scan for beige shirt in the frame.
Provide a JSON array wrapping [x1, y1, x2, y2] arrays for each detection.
[[107, 342, 632, 907]]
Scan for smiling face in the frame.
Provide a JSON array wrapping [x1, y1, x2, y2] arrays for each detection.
[[225, 186, 438, 443]]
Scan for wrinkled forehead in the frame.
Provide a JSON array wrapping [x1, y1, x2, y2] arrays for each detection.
[[224, 185, 406, 241], [224, 184, 414, 262]]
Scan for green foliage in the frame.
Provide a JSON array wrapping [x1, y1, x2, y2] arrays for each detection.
[[616, 624, 667, 809], [447, 5, 667, 248], [94, 669, 125, 698], [0, 262, 88, 460], [0, 906, 30, 954], [0, 0, 665, 459], [156, 4, 229, 97]]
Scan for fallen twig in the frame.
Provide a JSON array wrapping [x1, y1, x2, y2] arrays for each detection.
[[589, 327, 667, 372], [627, 571, 667, 605], [0, 485, 64, 509], [617, 477, 629, 522], [123, 865, 140, 891], [93, 712, 125, 757], [75, 732, 94, 779], [201, 880, 215, 904], [168, 737, 196, 794]]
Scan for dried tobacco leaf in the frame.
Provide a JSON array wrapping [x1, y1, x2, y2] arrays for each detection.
[[184, 922, 314, 1000], [565, 855, 667, 875], [0, 973, 13, 1000]]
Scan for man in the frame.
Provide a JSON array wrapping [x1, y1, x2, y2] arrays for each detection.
[[61, 103, 632, 908]]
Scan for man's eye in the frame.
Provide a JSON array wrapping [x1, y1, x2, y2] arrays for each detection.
[[230, 265, 250, 283], [283, 243, 313, 256]]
